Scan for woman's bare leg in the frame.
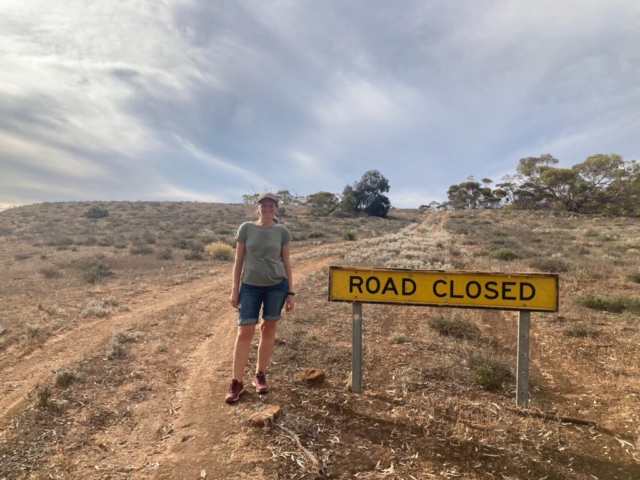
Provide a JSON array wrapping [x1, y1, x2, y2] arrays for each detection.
[[232, 324, 256, 381], [256, 320, 278, 373]]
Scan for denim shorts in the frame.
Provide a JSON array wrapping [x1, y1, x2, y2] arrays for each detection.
[[238, 279, 288, 325]]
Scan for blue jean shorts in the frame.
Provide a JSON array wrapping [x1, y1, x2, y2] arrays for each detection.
[[238, 279, 288, 325]]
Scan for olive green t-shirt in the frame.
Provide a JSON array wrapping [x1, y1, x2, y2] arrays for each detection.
[[235, 222, 292, 286]]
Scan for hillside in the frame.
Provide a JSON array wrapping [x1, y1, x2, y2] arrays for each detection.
[[0, 203, 639, 479]]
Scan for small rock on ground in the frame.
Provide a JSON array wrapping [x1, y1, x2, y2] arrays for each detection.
[[295, 368, 325, 386], [247, 405, 282, 427]]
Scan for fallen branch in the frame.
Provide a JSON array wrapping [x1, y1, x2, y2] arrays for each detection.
[[275, 423, 326, 478], [508, 408, 596, 426]]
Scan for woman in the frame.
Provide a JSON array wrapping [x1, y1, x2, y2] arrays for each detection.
[[226, 192, 295, 403]]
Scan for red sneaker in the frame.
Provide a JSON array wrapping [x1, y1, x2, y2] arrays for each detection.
[[252, 371, 269, 394], [225, 379, 245, 403]]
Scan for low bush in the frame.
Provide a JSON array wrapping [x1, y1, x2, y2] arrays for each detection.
[[25, 323, 44, 339], [564, 322, 594, 338], [184, 250, 204, 261], [53, 368, 78, 388], [106, 341, 127, 360], [113, 330, 143, 343], [158, 248, 173, 260], [308, 229, 325, 238], [428, 315, 481, 340], [341, 229, 357, 241], [37, 386, 52, 408], [39, 266, 62, 279], [85, 261, 112, 283], [85, 205, 109, 219], [390, 332, 406, 344], [82, 297, 119, 317], [492, 247, 520, 261], [575, 291, 640, 314], [468, 351, 513, 390], [204, 242, 235, 261], [129, 244, 154, 255], [628, 272, 640, 283], [98, 237, 114, 247], [528, 257, 569, 273]]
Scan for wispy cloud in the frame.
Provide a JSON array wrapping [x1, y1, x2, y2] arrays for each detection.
[[1, 0, 638, 207]]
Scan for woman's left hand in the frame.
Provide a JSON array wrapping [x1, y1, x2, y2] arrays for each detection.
[[285, 295, 295, 312]]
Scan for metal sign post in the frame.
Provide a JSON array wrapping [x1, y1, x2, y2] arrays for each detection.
[[352, 302, 363, 393], [516, 311, 531, 406]]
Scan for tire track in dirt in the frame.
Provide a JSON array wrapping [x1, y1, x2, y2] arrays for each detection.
[[148, 255, 336, 480], [0, 278, 223, 420], [412, 210, 450, 233]]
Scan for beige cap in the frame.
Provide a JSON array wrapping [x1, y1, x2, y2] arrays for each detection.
[[257, 192, 279, 205]]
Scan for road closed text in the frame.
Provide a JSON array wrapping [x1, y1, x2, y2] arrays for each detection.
[[329, 267, 558, 312]]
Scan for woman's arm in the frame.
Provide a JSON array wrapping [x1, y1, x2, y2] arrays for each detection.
[[229, 242, 245, 308], [282, 243, 295, 312]]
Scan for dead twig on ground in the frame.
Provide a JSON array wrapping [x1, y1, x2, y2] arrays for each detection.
[[275, 423, 326, 478]]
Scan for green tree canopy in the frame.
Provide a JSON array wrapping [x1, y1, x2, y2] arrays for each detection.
[[306, 191, 339, 216], [342, 170, 391, 217]]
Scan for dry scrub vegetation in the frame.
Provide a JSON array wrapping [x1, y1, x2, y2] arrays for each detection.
[[0, 203, 639, 479]]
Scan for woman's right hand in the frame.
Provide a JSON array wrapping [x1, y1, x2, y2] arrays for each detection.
[[230, 290, 240, 308]]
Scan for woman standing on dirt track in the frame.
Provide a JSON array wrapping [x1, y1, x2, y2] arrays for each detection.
[[226, 192, 295, 403]]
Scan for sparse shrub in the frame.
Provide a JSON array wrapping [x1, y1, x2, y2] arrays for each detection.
[[428, 315, 481, 340], [15, 252, 31, 260], [597, 231, 616, 242], [25, 323, 44, 338], [39, 265, 62, 278], [106, 341, 127, 360], [468, 351, 513, 390], [53, 368, 77, 388], [341, 229, 357, 241], [155, 342, 169, 353], [142, 231, 156, 244], [0, 324, 7, 335], [172, 237, 189, 249], [308, 229, 325, 238], [158, 248, 173, 260], [37, 386, 52, 407], [492, 247, 520, 261], [576, 291, 640, 314], [113, 330, 143, 343], [82, 297, 119, 317], [628, 272, 640, 283], [184, 250, 204, 260], [78, 235, 98, 246], [113, 238, 128, 249], [85, 261, 112, 283], [48, 236, 74, 249], [204, 242, 235, 261], [564, 322, 594, 338], [98, 237, 114, 247], [129, 244, 154, 255], [529, 257, 569, 273], [390, 332, 406, 344], [85, 205, 109, 219]]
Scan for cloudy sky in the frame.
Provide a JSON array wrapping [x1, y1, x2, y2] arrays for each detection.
[[1, 0, 639, 208]]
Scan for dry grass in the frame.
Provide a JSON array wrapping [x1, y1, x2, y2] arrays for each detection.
[[204, 241, 235, 260], [1, 204, 639, 479]]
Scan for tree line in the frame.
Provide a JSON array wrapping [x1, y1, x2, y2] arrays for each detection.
[[437, 153, 640, 215], [242, 170, 392, 218]]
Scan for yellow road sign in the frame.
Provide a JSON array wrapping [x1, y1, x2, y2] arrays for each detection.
[[329, 266, 558, 312]]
